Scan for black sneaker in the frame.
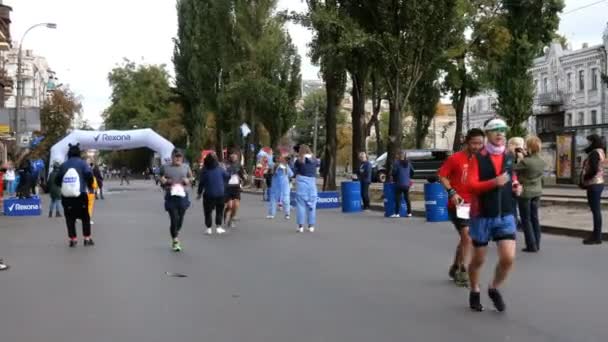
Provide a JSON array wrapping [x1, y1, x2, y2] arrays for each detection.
[[84, 239, 95, 247], [55, 213, 62, 218], [488, 288, 506, 312], [449, 264, 458, 280], [69, 240, 77, 248], [469, 291, 484, 312], [583, 238, 602, 245]]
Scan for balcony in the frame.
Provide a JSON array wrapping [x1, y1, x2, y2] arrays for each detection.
[[536, 90, 570, 106]]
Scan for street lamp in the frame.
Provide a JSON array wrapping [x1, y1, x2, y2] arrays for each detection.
[[15, 22, 57, 146]]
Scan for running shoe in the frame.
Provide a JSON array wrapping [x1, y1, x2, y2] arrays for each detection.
[[285, 215, 290, 220], [69, 239, 77, 248], [488, 288, 506, 312], [172, 240, 182, 252], [90, 220, 95, 225], [217, 227, 226, 235], [308, 226, 315, 233], [205, 228, 213, 235], [407, 213, 413, 217], [390, 214, 400, 218], [449, 264, 458, 280], [297, 226, 304, 233], [469, 291, 484, 312], [0, 259, 8, 271], [229, 221, 236, 229], [266, 215, 274, 219], [55, 213, 62, 218], [582, 238, 602, 245], [455, 271, 469, 288], [84, 238, 95, 246]]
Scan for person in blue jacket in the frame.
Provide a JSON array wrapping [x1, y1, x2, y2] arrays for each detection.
[[391, 151, 414, 218], [355, 152, 372, 210], [267, 155, 294, 220], [294, 144, 319, 233], [197, 153, 229, 235]]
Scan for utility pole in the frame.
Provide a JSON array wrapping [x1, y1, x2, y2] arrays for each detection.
[[313, 98, 319, 155], [433, 116, 437, 149]]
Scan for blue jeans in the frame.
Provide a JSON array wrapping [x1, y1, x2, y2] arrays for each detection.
[[268, 183, 291, 217], [295, 176, 317, 227], [586, 184, 604, 240], [518, 197, 541, 250], [49, 198, 62, 215]]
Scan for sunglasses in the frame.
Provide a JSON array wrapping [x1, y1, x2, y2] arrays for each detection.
[[488, 128, 507, 133]]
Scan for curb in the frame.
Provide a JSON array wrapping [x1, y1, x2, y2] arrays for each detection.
[[244, 188, 607, 242]]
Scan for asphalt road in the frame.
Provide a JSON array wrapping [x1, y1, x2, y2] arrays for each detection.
[[1, 180, 607, 342]]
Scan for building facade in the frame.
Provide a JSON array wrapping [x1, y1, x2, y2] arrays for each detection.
[[0, 0, 11, 163], [466, 23, 608, 183]]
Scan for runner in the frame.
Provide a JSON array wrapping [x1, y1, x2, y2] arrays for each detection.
[[225, 151, 246, 228], [160, 149, 193, 252], [197, 153, 229, 235], [438, 128, 485, 287], [92, 163, 104, 200], [47, 161, 63, 218], [267, 155, 294, 220], [55, 143, 95, 247], [294, 145, 319, 233], [466, 118, 522, 312], [87, 175, 98, 225]]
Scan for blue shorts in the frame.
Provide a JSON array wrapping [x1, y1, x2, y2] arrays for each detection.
[[469, 215, 517, 247]]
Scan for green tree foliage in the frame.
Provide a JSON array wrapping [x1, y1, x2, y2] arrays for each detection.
[[410, 69, 441, 149], [103, 60, 172, 130], [494, 0, 564, 137], [38, 87, 82, 158]]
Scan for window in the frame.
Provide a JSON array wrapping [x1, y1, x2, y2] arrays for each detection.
[[579, 70, 585, 91], [577, 112, 585, 126], [591, 68, 598, 90], [543, 77, 548, 93], [567, 73, 573, 92], [534, 79, 538, 92], [592, 110, 600, 125], [566, 113, 572, 127]]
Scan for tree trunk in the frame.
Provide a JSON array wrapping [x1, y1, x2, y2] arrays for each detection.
[[452, 59, 467, 152], [387, 78, 402, 182], [367, 73, 383, 157], [350, 71, 367, 173], [323, 71, 343, 191], [215, 120, 224, 162]]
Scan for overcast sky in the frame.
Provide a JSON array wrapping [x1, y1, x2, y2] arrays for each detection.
[[5, 0, 607, 128]]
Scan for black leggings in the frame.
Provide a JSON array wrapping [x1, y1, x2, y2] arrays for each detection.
[[203, 196, 225, 228], [395, 186, 412, 215], [361, 182, 370, 209], [62, 194, 91, 239], [168, 207, 187, 239]]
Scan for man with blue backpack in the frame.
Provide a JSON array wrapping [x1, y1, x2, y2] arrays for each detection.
[[54, 143, 95, 247]]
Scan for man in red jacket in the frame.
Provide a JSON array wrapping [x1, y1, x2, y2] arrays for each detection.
[[438, 128, 485, 287], [466, 118, 521, 312]]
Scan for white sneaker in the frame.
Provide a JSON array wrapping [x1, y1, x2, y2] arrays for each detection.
[[390, 214, 400, 218], [205, 228, 213, 235], [216, 227, 226, 234], [297, 226, 304, 233], [90, 220, 95, 225], [407, 213, 413, 217], [308, 226, 315, 233], [266, 215, 274, 219], [229, 221, 236, 229], [285, 215, 290, 220]]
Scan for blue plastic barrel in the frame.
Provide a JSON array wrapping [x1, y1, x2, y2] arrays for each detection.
[[424, 182, 449, 222], [341, 181, 362, 213], [383, 183, 407, 217]]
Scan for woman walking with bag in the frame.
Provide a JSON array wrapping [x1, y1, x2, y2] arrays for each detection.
[[580, 134, 605, 245], [197, 153, 229, 235]]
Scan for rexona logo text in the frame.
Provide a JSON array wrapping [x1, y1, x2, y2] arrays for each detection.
[[94, 134, 131, 143], [9, 203, 40, 212], [317, 196, 339, 204]]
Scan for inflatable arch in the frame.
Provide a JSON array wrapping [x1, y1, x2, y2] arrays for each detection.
[[50, 129, 175, 166]]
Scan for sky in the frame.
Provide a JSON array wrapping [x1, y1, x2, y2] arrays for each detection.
[[5, 0, 608, 129]]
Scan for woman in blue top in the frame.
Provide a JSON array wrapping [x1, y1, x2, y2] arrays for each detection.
[[391, 151, 415, 217], [267, 155, 294, 220], [293, 145, 319, 233]]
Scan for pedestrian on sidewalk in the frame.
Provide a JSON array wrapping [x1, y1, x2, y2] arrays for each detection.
[[466, 118, 522, 312], [120, 166, 130, 185], [225, 150, 246, 228], [55, 143, 95, 247], [197, 153, 229, 235], [4, 162, 15, 197], [161, 149, 193, 252], [438, 128, 485, 287], [47, 161, 63, 218], [92, 163, 104, 200], [355, 152, 372, 210], [580, 134, 605, 245], [391, 151, 414, 218], [514, 136, 546, 252], [267, 155, 294, 220], [508, 137, 525, 231], [294, 145, 320, 233]]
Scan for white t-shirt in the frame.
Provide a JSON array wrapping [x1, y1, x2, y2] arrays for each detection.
[[4, 169, 15, 181]]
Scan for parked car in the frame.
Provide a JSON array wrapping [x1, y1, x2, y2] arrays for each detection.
[[371, 149, 452, 183]]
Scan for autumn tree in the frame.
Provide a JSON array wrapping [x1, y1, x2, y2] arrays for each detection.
[[38, 87, 82, 157]]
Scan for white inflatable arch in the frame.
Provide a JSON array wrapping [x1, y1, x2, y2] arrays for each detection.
[[50, 129, 175, 166]]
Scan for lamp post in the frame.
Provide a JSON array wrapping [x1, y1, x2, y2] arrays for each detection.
[[15, 22, 56, 145]]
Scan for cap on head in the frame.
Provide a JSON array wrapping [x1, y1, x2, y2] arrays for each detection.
[[172, 148, 184, 157], [484, 118, 507, 131]]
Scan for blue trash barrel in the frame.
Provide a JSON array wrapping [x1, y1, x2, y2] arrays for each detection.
[[424, 182, 449, 222], [383, 183, 407, 217], [341, 181, 362, 213]]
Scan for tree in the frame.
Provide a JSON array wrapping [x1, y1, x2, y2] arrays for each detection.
[[410, 69, 441, 149], [103, 61, 172, 130], [38, 87, 82, 158], [295, 89, 326, 152], [370, 0, 458, 178], [494, 0, 564, 137]]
